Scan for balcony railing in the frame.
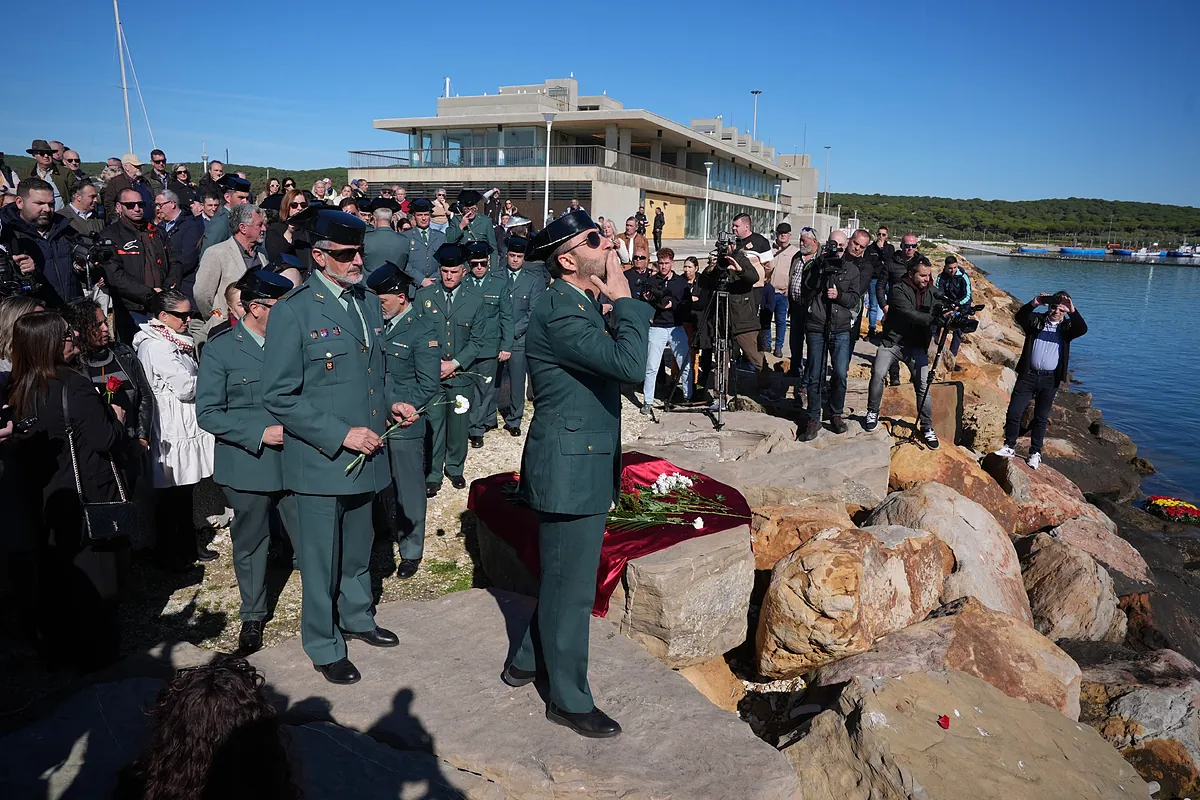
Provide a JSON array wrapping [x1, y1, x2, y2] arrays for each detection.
[[348, 145, 708, 188]]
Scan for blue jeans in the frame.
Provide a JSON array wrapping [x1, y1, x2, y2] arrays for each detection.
[[804, 329, 852, 417], [761, 286, 789, 353], [867, 279, 884, 330], [643, 325, 692, 403]]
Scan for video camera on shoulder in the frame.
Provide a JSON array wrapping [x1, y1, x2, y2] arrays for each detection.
[[70, 233, 117, 269], [934, 302, 985, 333], [713, 229, 737, 259], [0, 227, 40, 298]]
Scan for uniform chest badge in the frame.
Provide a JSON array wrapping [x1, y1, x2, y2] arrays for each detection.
[[319, 329, 329, 338], [425, 299, 432, 308], [325, 361, 334, 370], [332, 327, 341, 335], [309, 330, 318, 339], [314, 292, 325, 300], [578, 304, 586, 311], [428, 340, 438, 348]]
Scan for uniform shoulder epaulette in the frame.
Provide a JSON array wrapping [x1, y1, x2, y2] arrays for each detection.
[[280, 282, 310, 301], [207, 324, 235, 342]]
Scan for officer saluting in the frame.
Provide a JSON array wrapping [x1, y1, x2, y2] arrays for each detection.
[[261, 206, 399, 685], [414, 243, 489, 497], [196, 269, 296, 655], [445, 189, 498, 271], [497, 236, 545, 436], [501, 212, 652, 739], [367, 262, 441, 578], [462, 240, 513, 448]]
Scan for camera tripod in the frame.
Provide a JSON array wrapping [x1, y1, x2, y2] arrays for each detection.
[[709, 290, 732, 430]]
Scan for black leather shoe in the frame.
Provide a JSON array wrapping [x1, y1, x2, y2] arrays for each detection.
[[426, 483, 441, 498], [799, 420, 821, 442], [314, 657, 361, 685], [546, 704, 622, 738], [501, 664, 537, 687], [396, 558, 421, 579], [469, 435, 484, 449], [238, 620, 264, 654], [504, 426, 521, 437], [341, 626, 399, 648], [196, 546, 219, 562], [449, 475, 466, 490]]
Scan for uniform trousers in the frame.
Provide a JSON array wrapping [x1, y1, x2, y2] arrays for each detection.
[[221, 486, 297, 621], [289, 492, 375, 665], [387, 433, 427, 561], [425, 380, 470, 483], [510, 510, 607, 713], [468, 357, 500, 436], [497, 350, 528, 428]]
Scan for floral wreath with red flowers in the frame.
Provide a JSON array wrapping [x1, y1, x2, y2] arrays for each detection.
[[1145, 495, 1200, 526]]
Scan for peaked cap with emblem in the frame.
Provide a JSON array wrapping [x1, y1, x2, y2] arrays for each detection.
[[235, 269, 293, 303], [366, 261, 413, 297], [504, 235, 529, 254], [434, 242, 468, 267], [464, 240, 494, 259], [527, 210, 597, 262], [408, 197, 434, 214]]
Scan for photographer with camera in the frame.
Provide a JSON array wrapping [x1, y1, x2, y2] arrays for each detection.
[[0, 178, 84, 307], [639, 248, 692, 413], [993, 291, 1087, 470], [862, 256, 943, 448], [797, 230, 861, 441], [696, 228, 770, 405], [934, 255, 972, 361], [877, 233, 929, 383]]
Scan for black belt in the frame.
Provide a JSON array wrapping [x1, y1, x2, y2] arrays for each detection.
[[1027, 368, 1056, 376]]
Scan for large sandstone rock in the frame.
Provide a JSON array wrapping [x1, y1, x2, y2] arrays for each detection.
[[755, 525, 954, 679], [749, 498, 855, 571], [888, 440, 1020, 534], [879, 382, 960, 444], [250, 589, 801, 799], [678, 656, 747, 714], [1065, 642, 1200, 799], [607, 525, 754, 668], [637, 411, 892, 508], [864, 483, 1033, 625], [981, 451, 1118, 535], [782, 671, 1148, 800], [810, 596, 1083, 718], [1017, 533, 1127, 643], [1049, 515, 1152, 585]]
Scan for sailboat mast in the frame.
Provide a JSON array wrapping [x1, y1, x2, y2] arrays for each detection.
[[113, 0, 133, 154]]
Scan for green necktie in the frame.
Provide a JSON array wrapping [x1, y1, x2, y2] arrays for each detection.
[[445, 288, 454, 309], [509, 271, 517, 284], [421, 229, 428, 246]]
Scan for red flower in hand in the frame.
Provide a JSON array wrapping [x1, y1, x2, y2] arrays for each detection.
[[105, 376, 124, 394]]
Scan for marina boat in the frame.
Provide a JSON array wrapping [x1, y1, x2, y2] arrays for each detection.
[[1167, 246, 1198, 258], [1018, 247, 1048, 253], [1060, 247, 1108, 256]]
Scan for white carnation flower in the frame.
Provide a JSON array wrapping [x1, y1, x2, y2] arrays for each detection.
[[693, 517, 704, 529], [454, 395, 471, 414]]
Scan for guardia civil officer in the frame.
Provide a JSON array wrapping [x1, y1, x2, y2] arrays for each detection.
[[367, 262, 441, 577], [497, 236, 545, 435], [196, 269, 296, 654], [462, 240, 513, 448], [414, 243, 489, 497], [261, 206, 399, 685], [502, 211, 652, 739], [401, 198, 446, 288], [445, 189, 498, 270]]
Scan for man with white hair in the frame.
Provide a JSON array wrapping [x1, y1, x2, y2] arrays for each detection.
[[363, 206, 408, 271], [195, 202, 268, 324]]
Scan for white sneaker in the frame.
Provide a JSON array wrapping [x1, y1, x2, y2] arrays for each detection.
[[922, 428, 940, 449], [1027, 452, 1042, 470], [862, 410, 879, 432], [993, 445, 1016, 458]]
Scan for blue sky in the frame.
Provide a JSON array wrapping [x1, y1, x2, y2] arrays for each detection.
[[2, 0, 1195, 206]]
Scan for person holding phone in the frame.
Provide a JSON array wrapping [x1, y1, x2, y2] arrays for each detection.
[[993, 291, 1087, 470]]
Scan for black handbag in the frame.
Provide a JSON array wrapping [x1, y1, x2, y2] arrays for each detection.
[[62, 385, 139, 541]]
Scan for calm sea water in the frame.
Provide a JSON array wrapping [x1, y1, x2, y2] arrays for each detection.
[[971, 254, 1199, 502]]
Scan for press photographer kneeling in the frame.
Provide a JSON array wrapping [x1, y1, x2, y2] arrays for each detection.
[[862, 254, 942, 448], [797, 230, 861, 441], [993, 291, 1087, 470]]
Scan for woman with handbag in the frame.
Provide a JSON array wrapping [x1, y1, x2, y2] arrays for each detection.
[[8, 311, 129, 668], [134, 290, 215, 572]]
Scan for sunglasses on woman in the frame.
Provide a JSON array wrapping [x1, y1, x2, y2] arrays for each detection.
[[162, 309, 191, 321], [290, 201, 307, 209]]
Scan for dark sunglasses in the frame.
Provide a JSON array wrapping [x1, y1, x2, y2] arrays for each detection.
[[901, 243, 918, 249], [319, 246, 363, 263], [64, 158, 81, 164], [162, 309, 191, 320], [152, 159, 166, 165], [631, 255, 649, 261], [561, 230, 604, 256], [120, 201, 145, 209], [469, 259, 490, 267], [175, 169, 188, 175], [290, 201, 307, 209]]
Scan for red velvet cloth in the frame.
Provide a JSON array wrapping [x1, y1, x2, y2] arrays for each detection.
[[466, 451, 751, 616]]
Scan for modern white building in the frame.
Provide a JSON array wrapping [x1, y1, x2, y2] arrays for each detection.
[[349, 77, 838, 240]]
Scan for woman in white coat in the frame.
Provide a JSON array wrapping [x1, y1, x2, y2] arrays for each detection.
[[134, 290, 215, 571]]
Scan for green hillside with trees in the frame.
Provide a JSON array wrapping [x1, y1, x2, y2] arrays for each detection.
[[828, 193, 1200, 246]]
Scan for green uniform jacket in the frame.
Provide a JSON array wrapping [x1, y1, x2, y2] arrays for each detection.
[[506, 268, 546, 351], [400, 226, 447, 285], [196, 325, 286, 492], [382, 311, 442, 440], [464, 273, 514, 357], [362, 227, 410, 272], [413, 282, 490, 388], [519, 284, 652, 516], [261, 274, 390, 495], [201, 206, 231, 255], [445, 214, 498, 270]]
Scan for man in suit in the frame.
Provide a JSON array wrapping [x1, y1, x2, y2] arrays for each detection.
[[200, 174, 251, 256], [445, 189, 498, 271], [400, 198, 446, 288], [261, 206, 399, 685], [502, 211, 652, 739], [463, 241, 513, 448], [196, 269, 297, 654], [194, 202, 268, 329], [413, 243, 489, 497], [363, 206, 408, 271], [497, 236, 544, 435], [368, 262, 441, 578]]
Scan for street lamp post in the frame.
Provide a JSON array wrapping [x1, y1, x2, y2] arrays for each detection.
[[773, 183, 781, 230], [823, 145, 831, 216], [542, 112, 557, 227], [750, 90, 762, 140], [703, 161, 714, 245]]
